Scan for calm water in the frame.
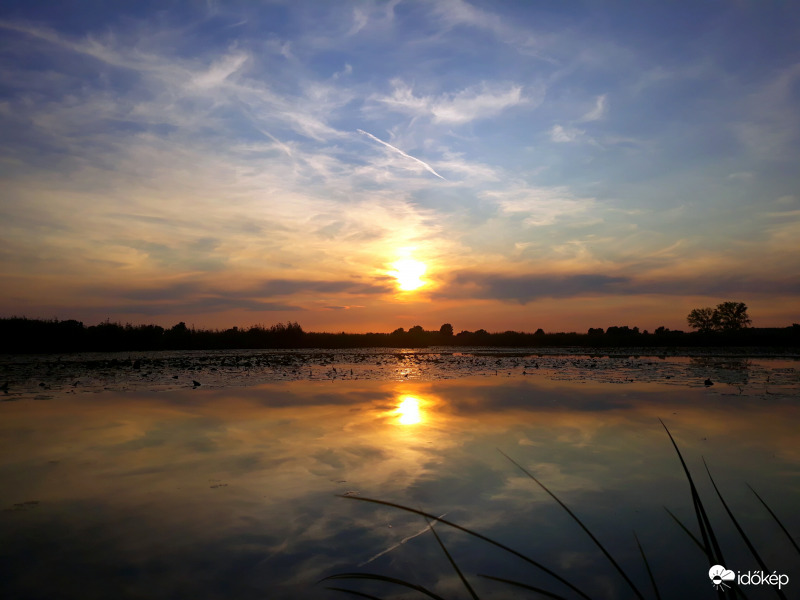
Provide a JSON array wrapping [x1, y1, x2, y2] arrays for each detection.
[[1, 350, 799, 599]]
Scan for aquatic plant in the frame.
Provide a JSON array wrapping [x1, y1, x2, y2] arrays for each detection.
[[320, 420, 798, 599]]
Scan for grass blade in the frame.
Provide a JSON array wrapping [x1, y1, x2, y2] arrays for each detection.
[[659, 418, 726, 569], [663, 507, 707, 557], [478, 574, 572, 599], [747, 483, 800, 556], [703, 459, 788, 600], [498, 449, 645, 600], [634, 532, 661, 600], [319, 573, 447, 600], [337, 495, 593, 600], [662, 509, 753, 600], [324, 586, 386, 600], [425, 517, 480, 600]]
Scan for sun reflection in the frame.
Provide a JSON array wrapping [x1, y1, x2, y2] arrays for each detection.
[[396, 395, 423, 425]]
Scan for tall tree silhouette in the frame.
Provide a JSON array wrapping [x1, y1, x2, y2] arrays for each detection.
[[687, 302, 750, 332], [714, 301, 751, 331]]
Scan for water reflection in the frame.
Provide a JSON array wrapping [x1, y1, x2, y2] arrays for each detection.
[[0, 375, 798, 600], [395, 394, 423, 425]]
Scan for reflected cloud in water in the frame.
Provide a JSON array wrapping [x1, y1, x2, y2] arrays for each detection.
[[1, 375, 798, 599]]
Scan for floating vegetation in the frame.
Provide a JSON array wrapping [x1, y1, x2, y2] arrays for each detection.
[[1, 348, 798, 400]]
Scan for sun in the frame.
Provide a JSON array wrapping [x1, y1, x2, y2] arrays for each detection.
[[391, 259, 426, 291]]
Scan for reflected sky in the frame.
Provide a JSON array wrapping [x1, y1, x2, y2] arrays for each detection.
[[1, 376, 798, 599]]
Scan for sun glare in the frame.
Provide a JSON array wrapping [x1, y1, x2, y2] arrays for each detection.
[[396, 395, 422, 425], [391, 259, 426, 291]]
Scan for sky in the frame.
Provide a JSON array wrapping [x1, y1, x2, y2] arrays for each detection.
[[1, 0, 799, 334]]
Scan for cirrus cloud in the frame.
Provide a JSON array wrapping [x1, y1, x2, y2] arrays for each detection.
[[374, 80, 534, 124]]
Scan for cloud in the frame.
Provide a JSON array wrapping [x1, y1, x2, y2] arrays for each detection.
[[428, 0, 547, 58], [251, 279, 391, 296], [441, 270, 800, 304], [110, 278, 391, 303], [357, 128, 446, 180], [375, 80, 532, 125], [84, 277, 394, 316], [431, 84, 526, 124], [114, 298, 304, 316], [550, 124, 585, 143], [579, 94, 607, 122], [191, 51, 248, 88], [733, 62, 800, 159], [446, 272, 630, 303], [483, 186, 593, 227], [331, 63, 352, 80]]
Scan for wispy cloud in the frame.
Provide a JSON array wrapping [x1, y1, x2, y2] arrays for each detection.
[[191, 51, 249, 88], [483, 186, 593, 227], [375, 80, 533, 125], [579, 94, 607, 122], [549, 124, 585, 143], [733, 62, 800, 159]]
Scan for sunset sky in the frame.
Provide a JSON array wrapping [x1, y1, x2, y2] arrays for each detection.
[[1, 1, 799, 333]]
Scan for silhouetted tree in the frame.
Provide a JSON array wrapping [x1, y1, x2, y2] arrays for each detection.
[[687, 302, 751, 333], [715, 301, 751, 331], [687, 307, 718, 333], [439, 323, 454, 336], [408, 325, 424, 334], [171, 322, 189, 334]]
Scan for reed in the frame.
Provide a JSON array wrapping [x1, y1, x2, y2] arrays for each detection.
[[320, 420, 796, 599]]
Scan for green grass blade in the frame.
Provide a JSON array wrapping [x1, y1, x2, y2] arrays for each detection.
[[319, 573, 447, 600], [663, 507, 707, 557], [634, 532, 661, 600], [478, 574, 572, 599], [324, 586, 387, 600], [337, 495, 593, 600], [659, 418, 726, 568], [425, 517, 480, 600], [703, 459, 788, 600], [498, 449, 645, 600], [747, 483, 800, 556]]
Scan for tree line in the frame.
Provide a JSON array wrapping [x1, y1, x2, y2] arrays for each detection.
[[1, 306, 798, 354]]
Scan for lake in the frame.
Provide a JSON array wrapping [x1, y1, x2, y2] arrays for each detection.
[[1, 349, 799, 599]]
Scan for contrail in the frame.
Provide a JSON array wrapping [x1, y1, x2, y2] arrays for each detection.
[[358, 512, 448, 566], [257, 126, 293, 157], [357, 129, 446, 180]]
